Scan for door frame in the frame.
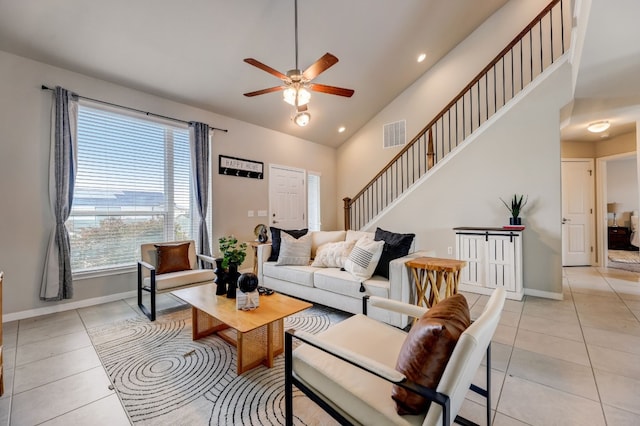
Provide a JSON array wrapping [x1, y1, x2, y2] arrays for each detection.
[[596, 152, 636, 267], [561, 158, 596, 266]]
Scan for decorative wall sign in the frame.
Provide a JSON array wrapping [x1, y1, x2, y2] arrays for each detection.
[[219, 155, 264, 179]]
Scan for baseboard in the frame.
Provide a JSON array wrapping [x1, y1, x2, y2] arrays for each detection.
[[523, 288, 563, 300], [3, 290, 138, 323]]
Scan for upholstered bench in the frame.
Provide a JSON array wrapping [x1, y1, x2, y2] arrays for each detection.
[[137, 240, 216, 321]]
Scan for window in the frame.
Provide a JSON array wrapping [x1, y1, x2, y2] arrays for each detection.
[[307, 172, 321, 231], [68, 103, 197, 274]]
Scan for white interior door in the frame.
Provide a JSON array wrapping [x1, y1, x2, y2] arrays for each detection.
[[268, 164, 306, 229], [562, 159, 594, 266]]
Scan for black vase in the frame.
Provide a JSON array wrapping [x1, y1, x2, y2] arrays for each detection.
[[214, 258, 227, 295], [509, 217, 522, 225], [226, 263, 240, 299]]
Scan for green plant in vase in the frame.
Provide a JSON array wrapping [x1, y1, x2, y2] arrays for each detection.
[[500, 194, 528, 225], [218, 235, 247, 298], [218, 235, 247, 269]]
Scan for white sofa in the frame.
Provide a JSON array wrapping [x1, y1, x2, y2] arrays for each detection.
[[257, 230, 433, 328]]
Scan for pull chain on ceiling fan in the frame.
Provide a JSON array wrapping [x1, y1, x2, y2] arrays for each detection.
[[243, 0, 354, 127]]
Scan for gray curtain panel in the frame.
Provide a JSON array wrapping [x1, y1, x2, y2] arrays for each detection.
[[189, 122, 212, 265], [41, 86, 78, 300]]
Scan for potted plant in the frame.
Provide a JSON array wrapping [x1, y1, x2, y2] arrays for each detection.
[[218, 236, 247, 298], [500, 194, 528, 225], [219, 235, 248, 268]]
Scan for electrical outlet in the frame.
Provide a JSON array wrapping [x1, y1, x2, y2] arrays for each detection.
[[447, 246, 453, 255], [248, 210, 254, 217]]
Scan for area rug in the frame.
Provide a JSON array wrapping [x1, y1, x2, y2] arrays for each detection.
[[88, 304, 349, 425]]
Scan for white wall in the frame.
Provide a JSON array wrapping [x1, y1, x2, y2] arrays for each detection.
[[336, 0, 551, 216], [0, 50, 337, 316], [369, 61, 573, 296]]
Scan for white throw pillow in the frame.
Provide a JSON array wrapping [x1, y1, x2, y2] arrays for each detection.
[[311, 240, 356, 268], [345, 229, 375, 242], [344, 237, 385, 280], [276, 233, 312, 266], [310, 230, 347, 259]]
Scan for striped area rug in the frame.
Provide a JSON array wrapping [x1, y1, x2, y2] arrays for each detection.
[[88, 304, 349, 425]]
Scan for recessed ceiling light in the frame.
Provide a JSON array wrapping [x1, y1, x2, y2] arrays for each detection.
[[338, 126, 346, 133], [417, 53, 426, 63], [587, 120, 610, 133]]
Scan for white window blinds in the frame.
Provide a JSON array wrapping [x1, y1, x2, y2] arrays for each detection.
[[68, 103, 194, 273]]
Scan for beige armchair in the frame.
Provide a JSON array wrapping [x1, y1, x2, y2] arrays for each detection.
[[285, 288, 506, 426], [137, 240, 215, 321]]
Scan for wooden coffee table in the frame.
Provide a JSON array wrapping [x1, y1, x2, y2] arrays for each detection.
[[171, 284, 311, 374]]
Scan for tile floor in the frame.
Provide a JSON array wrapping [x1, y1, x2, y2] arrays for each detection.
[[0, 266, 639, 425]]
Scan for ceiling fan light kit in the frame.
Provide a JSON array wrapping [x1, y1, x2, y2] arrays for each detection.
[[294, 111, 311, 127], [283, 86, 310, 107], [243, 0, 354, 127]]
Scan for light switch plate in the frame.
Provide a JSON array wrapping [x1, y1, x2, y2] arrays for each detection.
[[248, 210, 255, 217], [257, 210, 267, 217]]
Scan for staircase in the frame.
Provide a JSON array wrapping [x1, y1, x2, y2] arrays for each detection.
[[343, 0, 570, 230]]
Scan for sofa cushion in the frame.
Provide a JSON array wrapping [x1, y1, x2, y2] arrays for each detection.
[[154, 242, 192, 274], [276, 233, 312, 266], [392, 294, 471, 415], [314, 269, 389, 299], [373, 228, 416, 279], [344, 237, 385, 281], [311, 240, 356, 268], [144, 269, 215, 291], [310, 230, 347, 258], [268, 227, 308, 262], [345, 230, 375, 242], [262, 262, 316, 288]]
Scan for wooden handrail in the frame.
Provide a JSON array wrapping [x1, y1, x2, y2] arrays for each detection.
[[347, 0, 563, 207], [344, 0, 567, 230]]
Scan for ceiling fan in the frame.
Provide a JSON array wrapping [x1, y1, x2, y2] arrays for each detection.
[[243, 0, 354, 126]]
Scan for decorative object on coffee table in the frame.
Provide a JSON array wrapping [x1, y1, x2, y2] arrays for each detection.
[[237, 272, 260, 310], [218, 235, 247, 299], [500, 193, 528, 225], [226, 263, 240, 299], [214, 258, 227, 295]]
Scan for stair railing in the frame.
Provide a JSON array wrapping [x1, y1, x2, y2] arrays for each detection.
[[344, 0, 568, 230]]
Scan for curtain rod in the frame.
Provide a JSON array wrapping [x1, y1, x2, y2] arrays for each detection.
[[41, 85, 228, 133]]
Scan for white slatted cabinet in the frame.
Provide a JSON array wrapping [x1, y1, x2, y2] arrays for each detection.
[[455, 227, 523, 300]]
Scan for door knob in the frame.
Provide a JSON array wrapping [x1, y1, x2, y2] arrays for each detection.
[[562, 218, 571, 224]]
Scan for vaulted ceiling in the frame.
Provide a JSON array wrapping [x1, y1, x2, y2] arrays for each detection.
[[2, 1, 638, 146], [0, 0, 509, 147]]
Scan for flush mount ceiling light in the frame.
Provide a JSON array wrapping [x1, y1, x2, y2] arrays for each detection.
[[417, 53, 426, 63], [587, 120, 610, 133], [294, 111, 311, 127], [338, 126, 346, 133]]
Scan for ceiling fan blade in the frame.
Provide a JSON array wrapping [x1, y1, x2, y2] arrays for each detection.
[[308, 83, 354, 97], [302, 53, 339, 81], [243, 86, 286, 97], [244, 58, 288, 80]]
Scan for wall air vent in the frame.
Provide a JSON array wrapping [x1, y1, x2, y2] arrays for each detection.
[[383, 120, 406, 149]]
